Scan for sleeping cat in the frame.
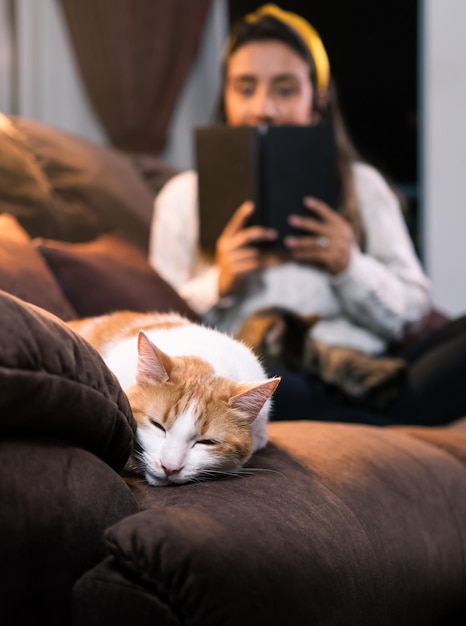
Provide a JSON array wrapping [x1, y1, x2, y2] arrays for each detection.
[[68, 311, 280, 487]]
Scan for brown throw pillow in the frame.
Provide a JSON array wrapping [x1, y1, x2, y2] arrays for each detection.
[[0, 113, 157, 250], [0, 213, 77, 319], [35, 234, 198, 320]]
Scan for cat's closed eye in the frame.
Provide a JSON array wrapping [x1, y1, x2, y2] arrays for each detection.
[[196, 439, 218, 446], [150, 420, 166, 433]]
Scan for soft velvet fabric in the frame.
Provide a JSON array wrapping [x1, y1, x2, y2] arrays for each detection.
[[0, 290, 134, 471], [0, 213, 77, 320], [35, 234, 198, 320], [0, 114, 160, 251], [0, 440, 139, 626], [73, 421, 466, 626]]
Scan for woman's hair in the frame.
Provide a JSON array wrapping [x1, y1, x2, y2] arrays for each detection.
[[219, 13, 366, 248]]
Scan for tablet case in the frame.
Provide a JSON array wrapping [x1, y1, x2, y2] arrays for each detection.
[[195, 124, 338, 250]]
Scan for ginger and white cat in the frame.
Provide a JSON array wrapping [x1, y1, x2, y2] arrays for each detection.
[[69, 311, 280, 487]]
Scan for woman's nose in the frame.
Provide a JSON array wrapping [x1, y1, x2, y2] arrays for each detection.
[[250, 89, 277, 124]]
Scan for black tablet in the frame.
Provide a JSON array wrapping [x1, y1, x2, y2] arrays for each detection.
[[195, 123, 338, 250]]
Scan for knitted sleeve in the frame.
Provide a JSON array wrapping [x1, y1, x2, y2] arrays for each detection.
[[331, 163, 431, 340], [149, 171, 220, 315]]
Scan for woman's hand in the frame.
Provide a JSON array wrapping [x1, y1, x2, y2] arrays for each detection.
[[284, 197, 355, 275], [216, 201, 277, 297]]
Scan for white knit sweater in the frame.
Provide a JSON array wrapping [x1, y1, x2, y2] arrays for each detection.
[[149, 163, 431, 354]]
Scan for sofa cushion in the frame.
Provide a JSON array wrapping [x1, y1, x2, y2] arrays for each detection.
[[73, 421, 466, 625], [0, 213, 77, 320], [0, 439, 139, 626], [0, 290, 134, 471], [35, 234, 198, 320], [0, 113, 163, 251]]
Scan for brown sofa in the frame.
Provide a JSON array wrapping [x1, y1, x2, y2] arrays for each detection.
[[1, 116, 466, 626]]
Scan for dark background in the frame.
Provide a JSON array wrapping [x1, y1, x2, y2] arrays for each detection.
[[228, 1, 420, 246]]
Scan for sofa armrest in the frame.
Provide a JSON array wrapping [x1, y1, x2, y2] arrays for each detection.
[[0, 290, 134, 471]]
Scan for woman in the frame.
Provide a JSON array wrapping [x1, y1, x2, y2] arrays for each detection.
[[150, 4, 466, 425], [150, 4, 430, 356]]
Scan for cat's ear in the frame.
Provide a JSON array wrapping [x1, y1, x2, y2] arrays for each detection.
[[262, 318, 286, 357], [136, 331, 173, 385], [229, 377, 281, 422], [303, 314, 320, 329]]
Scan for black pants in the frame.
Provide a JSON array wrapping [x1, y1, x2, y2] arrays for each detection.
[[267, 314, 466, 426]]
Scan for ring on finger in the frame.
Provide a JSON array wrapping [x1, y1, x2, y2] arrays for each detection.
[[316, 236, 329, 249]]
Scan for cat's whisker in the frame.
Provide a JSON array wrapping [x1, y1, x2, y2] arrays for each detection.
[[235, 467, 287, 478], [198, 466, 286, 481], [199, 470, 235, 477], [198, 470, 243, 481], [240, 466, 284, 474]]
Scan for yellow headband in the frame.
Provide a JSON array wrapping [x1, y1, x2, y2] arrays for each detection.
[[244, 3, 330, 91]]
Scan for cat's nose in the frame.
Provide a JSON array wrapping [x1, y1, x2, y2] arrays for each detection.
[[161, 463, 183, 477]]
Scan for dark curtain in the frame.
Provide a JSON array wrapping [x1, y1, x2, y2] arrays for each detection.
[[56, 0, 213, 153]]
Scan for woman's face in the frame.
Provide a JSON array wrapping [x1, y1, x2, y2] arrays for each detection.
[[224, 40, 315, 126]]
